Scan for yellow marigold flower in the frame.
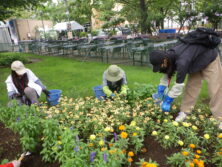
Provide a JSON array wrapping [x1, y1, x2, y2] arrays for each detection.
[[218, 152, 222, 155], [99, 140, 104, 146], [182, 151, 189, 156], [90, 134, 96, 140], [127, 158, 133, 163], [146, 163, 157, 167], [196, 150, 202, 154], [120, 132, 128, 138], [164, 135, 170, 140], [172, 121, 179, 126], [163, 119, 168, 123], [151, 131, 158, 136], [128, 151, 134, 157], [197, 160, 204, 167], [195, 154, 200, 159], [109, 149, 116, 154], [189, 162, 195, 167], [119, 125, 125, 131], [136, 127, 141, 130], [218, 133, 222, 138], [88, 143, 94, 147], [193, 159, 199, 164], [189, 144, 196, 149], [130, 121, 136, 126], [57, 141, 62, 145], [109, 143, 113, 147], [133, 132, 138, 136], [204, 134, 210, 139], [178, 140, 184, 146], [192, 125, 198, 130], [141, 162, 148, 167], [101, 147, 107, 151]]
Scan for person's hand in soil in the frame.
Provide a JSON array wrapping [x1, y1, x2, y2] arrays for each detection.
[[12, 160, 21, 167]]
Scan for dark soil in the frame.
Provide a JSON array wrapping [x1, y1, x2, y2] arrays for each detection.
[[0, 122, 217, 167], [0, 122, 60, 167], [131, 136, 180, 167]]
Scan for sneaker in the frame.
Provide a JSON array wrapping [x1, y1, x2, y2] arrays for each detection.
[[175, 112, 187, 122], [218, 122, 222, 130]]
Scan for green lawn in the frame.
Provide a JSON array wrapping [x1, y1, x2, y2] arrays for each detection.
[[0, 53, 209, 105]]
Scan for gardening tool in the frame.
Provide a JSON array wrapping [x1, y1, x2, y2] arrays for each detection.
[[18, 151, 31, 161]]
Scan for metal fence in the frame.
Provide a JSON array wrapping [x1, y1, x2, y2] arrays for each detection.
[[0, 39, 221, 66]]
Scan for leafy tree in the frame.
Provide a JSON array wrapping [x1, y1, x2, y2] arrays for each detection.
[[171, 0, 199, 33], [0, 0, 48, 21], [200, 0, 222, 29]]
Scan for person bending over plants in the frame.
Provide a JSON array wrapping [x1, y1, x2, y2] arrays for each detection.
[[102, 65, 128, 97], [150, 27, 222, 129], [0, 160, 20, 167], [5, 60, 49, 106]]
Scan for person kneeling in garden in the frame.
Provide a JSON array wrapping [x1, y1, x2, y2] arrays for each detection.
[[149, 28, 222, 129], [5, 60, 49, 106], [102, 65, 128, 97]]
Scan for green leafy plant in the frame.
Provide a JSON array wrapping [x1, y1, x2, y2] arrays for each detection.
[[0, 53, 29, 67]]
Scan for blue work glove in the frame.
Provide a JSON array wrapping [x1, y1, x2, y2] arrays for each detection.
[[152, 85, 166, 104], [161, 95, 174, 112]]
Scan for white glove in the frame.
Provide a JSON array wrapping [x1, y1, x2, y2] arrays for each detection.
[[12, 160, 21, 167], [168, 82, 185, 98], [159, 74, 169, 87]]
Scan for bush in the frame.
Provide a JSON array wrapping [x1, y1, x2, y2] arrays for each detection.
[[0, 53, 29, 67], [79, 32, 88, 37], [91, 30, 98, 36]]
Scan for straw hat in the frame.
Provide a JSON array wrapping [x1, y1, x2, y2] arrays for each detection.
[[105, 65, 124, 82], [11, 60, 26, 75]]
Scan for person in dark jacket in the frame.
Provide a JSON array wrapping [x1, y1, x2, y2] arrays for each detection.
[[150, 35, 222, 129], [102, 65, 128, 97]]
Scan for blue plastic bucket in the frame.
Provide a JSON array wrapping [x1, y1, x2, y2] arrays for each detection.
[[93, 85, 106, 100], [47, 89, 62, 106]]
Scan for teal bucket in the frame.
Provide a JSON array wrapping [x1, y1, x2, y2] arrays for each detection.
[[47, 89, 62, 106]]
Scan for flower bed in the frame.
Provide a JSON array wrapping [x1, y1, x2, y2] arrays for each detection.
[[0, 85, 222, 167]]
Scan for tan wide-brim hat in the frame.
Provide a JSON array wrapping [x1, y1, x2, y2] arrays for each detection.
[[105, 65, 124, 82], [11, 60, 26, 75]]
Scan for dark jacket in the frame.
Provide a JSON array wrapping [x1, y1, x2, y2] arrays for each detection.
[[168, 43, 218, 83], [107, 79, 124, 93]]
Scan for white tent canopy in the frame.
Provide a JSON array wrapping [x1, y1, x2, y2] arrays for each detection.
[[54, 21, 84, 31]]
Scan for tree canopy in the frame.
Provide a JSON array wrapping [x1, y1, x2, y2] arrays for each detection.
[[0, 0, 48, 21], [2, 0, 222, 32]]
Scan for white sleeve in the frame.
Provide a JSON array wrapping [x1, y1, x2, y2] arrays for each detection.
[[27, 69, 39, 82], [168, 82, 185, 98], [102, 71, 108, 86], [122, 71, 127, 85], [159, 74, 169, 86], [5, 76, 16, 93]]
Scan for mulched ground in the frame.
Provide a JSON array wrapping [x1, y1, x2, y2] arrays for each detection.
[[0, 122, 217, 167], [0, 122, 60, 167]]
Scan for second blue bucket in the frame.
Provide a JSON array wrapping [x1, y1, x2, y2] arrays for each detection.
[[47, 89, 62, 106], [93, 85, 106, 100]]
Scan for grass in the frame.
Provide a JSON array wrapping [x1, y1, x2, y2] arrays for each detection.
[[0, 52, 209, 105]]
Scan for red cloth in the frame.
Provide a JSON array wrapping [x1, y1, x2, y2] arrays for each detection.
[[0, 163, 14, 167]]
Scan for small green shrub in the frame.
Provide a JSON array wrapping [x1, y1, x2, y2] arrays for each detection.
[[79, 32, 88, 37], [0, 53, 29, 67], [91, 30, 98, 36]]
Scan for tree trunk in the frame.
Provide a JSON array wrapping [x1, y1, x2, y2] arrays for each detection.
[[139, 0, 149, 33]]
